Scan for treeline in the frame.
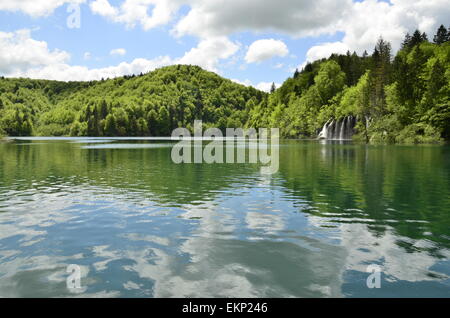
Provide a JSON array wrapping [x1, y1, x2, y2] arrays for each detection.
[[248, 25, 450, 143], [0, 26, 449, 143], [0, 65, 265, 137]]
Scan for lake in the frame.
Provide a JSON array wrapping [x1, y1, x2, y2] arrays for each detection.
[[0, 138, 449, 297]]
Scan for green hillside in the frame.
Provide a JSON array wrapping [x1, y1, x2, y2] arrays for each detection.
[[1, 27, 449, 143], [248, 28, 450, 143], [0, 65, 265, 137]]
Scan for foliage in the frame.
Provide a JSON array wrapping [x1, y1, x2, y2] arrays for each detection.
[[246, 25, 450, 144], [394, 123, 442, 144], [0, 65, 265, 137], [0, 26, 449, 144]]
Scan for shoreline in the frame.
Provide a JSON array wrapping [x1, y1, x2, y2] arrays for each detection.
[[1, 135, 447, 145]]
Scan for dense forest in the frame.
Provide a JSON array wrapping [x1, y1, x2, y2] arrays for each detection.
[[0, 65, 265, 137], [249, 25, 450, 143], [0, 25, 449, 143]]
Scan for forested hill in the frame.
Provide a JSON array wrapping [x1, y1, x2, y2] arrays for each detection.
[[0, 65, 266, 137], [248, 27, 450, 143], [1, 26, 449, 143]]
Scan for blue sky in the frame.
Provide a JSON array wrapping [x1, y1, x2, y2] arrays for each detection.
[[0, 0, 448, 91]]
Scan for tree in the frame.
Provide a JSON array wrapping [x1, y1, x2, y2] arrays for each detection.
[[370, 37, 392, 115], [270, 82, 276, 93], [104, 114, 117, 136], [341, 71, 372, 142], [402, 33, 412, 49], [433, 25, 449, 44], [314, 60, 346, 104], [304, 63, 313, 73], [392, 53, 411, 108], [426, 59, 446, 100], [158, 106, 170, 136], [113, 108, 129, 136], [70, 121, 82, 136], [147, 109, 158, 136], [409, 30, 425, 48], [409, 46, 427, 106], [0, 47, 448, 143], [99, 99, 108, 119]]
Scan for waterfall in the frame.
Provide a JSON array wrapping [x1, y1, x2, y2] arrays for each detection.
[[317, 116, 356, 140], [339, 117, 346, 140], [318, 119, 331, 139]]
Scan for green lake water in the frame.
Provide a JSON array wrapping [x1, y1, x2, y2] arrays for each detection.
[[0, 138, 449, 297]]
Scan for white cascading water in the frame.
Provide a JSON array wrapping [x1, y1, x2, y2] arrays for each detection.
[[318, 116, 356, 140], [318, 119, 331, 139], [339, 116, 346, 140]]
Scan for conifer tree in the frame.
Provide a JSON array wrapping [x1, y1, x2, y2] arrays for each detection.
[[433, 25, 449, 44], [270, 82, 276, 93]]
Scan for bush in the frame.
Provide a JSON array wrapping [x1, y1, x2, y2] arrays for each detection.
[[367, 115, 401, 144], [35, 123, 69, 136], [395, 123, 442, 144]]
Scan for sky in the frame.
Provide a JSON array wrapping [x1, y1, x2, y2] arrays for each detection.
[[0, 0, 449, 92]]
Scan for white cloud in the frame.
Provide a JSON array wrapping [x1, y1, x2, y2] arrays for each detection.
[[177, 37, 239, 72], [231, 78, 280, 92], [110, 48, 127, 56], [1, 0, 449, 85], [230, 78, 252, 86], [88, 2, 240, 72], [173, 0, 351, 38], [0, 0, 85, 17], [299, 0, 450, 67], [89, 0, 117, 17], [0, 29, 70, 75], [68, 1, 450, 79], [255, 82, 280, 93], [296, 41, 350, 71], [305, 42, 350, 62], [0, 29, 236, 81], [12, 56, 174, 81], [86, 0, 352, 39], [88, 0, 354, 37], [85, 1, 450, 59], [0, 29, 173, 81], [338, 0, 410, 54], [89, 0, 181, 31], [87, 0, 450, 75], [5, 0, 446, 58], [245, 39, 289, 64], [341, 0, 450, 53]]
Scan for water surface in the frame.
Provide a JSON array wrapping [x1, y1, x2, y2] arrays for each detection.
[[0, 138, 449, 297]]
